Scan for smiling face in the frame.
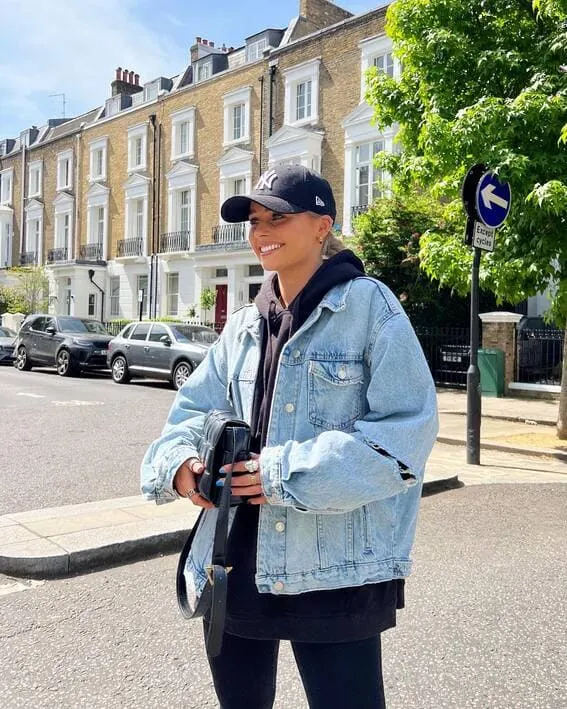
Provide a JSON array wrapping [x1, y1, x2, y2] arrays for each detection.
[[248, 202, 332, 286]]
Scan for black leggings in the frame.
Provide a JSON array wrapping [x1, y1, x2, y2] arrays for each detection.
[[204, 626, 386, 709]]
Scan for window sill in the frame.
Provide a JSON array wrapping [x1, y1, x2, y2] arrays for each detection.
[[171, 152, 195, 162], [127, 165, 147, 174], [56, 185, 73, 192], [287, 116, 318, 129], [88, 175, 107, 184], [223, 136, 249, 149], [27, 192, 42, 200]]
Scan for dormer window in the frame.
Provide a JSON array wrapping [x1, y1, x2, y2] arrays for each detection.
[[197, 61, 212, 82], [144, 83, 158, 101], [246, 37, 267, 62]]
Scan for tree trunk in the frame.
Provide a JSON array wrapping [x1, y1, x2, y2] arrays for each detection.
[[557, 326, 567, 439]]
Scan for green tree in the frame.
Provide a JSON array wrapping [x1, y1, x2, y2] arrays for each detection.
[[0, 267, 48, 315], [352, 192, 499, 326], [366, 0, 567, 436], [200, 287, 217, 324]]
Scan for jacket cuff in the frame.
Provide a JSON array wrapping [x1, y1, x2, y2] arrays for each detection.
[[260, 445, 285, 504], [145, 445, 199, 504]]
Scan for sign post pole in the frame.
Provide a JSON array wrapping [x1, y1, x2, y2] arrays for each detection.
[[461, 164, 511, 465]]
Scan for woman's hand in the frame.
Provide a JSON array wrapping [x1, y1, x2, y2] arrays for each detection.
[[173, 458, 215, 510], [222, 453, 267, 505]]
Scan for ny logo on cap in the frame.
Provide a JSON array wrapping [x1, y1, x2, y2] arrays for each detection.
[[255, 169, 278, 191]]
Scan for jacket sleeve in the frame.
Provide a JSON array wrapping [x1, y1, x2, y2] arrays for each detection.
[[259, 311, 439, 512], [140, 326, 234, 504]]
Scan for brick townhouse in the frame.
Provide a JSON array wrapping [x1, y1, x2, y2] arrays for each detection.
[[0, 0, 399, 325]]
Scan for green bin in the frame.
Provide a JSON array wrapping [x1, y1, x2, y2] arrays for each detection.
[[478, 348, 505, 397]]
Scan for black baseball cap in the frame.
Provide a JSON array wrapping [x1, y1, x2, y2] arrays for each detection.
[[221, 164, 336, 223]]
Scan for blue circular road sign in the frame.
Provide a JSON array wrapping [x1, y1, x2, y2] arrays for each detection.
[[475, 171, 511, 228]]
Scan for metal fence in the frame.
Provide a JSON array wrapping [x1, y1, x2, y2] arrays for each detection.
[[517, 329, 564, 385], [102, 319, 226, 337], [414, 327, 472, 389]]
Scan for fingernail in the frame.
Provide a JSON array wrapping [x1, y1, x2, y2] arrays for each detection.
[[215, 479, 225, 487], [219, 467, 227, 475]]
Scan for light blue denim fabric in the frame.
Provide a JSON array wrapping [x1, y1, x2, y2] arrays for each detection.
[[141, 277, 438, 602]]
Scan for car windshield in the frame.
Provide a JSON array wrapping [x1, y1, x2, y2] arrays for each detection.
[[171, 325, 218, 345], [0, 327, 16, 337], [58, 318, 109, 335]]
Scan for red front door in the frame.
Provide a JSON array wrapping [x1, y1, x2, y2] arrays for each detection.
[[215, 284, 228, 332]]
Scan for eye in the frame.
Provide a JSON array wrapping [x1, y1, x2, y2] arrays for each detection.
[[249, 218, 258, 226], [271, 214, 284, 222]]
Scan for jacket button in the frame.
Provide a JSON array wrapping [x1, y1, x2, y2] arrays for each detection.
[[284, 403, 295, 413], [274, 521, 285, 533], [338, 367, 347, 379], [292, 349, 301, 358], [273, 581, 284, 592]]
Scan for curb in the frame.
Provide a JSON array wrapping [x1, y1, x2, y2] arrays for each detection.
[[0, 477, 458, 581], [436, 436, 567, 463], [437, 411, 557, 427]]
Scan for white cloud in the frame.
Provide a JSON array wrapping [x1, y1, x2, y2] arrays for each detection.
[[0, 0, 186, 135]]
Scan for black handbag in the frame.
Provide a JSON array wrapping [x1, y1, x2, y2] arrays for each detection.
[[176, 410, 251, 657]]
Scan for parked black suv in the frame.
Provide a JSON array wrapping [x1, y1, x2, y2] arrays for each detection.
[[14, 315, 112, 377]]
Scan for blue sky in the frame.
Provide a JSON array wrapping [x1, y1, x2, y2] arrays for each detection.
[[0, 0, 382, 141]]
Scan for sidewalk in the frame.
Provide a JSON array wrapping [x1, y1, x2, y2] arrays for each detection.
[[1, 392, 565, 580]]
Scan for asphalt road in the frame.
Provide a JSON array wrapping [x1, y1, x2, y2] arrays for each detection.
[[0, 364, 175, 516], [1, 484, 565, 709]]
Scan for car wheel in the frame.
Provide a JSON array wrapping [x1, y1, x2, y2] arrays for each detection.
[[111, 355, 130, 384], [15, 345, 32, 371], [56, 349, 77, 377], [172, 360, 193, 390]]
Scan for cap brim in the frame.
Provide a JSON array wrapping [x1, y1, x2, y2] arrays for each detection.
[[221, 194, 306, 223]]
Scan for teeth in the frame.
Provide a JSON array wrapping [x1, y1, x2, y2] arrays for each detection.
[[260, 244, 282, 254]]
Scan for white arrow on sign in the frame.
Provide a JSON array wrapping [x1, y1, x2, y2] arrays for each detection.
[[481, 184, 508, 210]]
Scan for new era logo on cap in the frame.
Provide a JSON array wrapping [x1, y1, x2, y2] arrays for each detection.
[[220, 164, 337, 223]]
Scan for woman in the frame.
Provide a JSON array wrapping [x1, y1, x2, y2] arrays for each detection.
[[141, 164, 438, 708]]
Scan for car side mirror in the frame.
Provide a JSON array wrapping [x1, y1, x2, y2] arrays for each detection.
[[160, 335, 172, 346], [46, 325, 56, 335]]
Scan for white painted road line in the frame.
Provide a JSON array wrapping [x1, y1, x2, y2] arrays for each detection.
[[52, 400, 105, 407], [16, 392, 46, 398]]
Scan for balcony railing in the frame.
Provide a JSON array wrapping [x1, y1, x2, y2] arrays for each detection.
[[78, 242, 103, 261], [197, 223, 249, 252], [47, 247, 69, 263], [116, 237, 143, 257], [159, 231, 190, 253], [351, 204, 368, 219], [20, 251, 38, 266]]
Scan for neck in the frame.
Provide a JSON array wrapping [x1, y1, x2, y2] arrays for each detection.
[[277, 261, 321, 307]]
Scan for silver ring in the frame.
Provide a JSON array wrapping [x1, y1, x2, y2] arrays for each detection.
[[244, 459, 259, 473], [186, 488, 197, 499]]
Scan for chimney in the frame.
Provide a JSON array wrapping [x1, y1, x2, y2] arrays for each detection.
[[210, 41, 214, 47], [111, 66, 143, 97], [229, 46, 234, 52], [196, 36, 202, 43], [222, 43, 227, 52]]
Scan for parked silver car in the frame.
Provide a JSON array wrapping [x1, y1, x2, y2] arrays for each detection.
[[107, 321, 218, 389], [0, 326, 17, 364]]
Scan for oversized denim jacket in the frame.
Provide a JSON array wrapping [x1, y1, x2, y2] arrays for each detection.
[[141, 277, 438, 604]]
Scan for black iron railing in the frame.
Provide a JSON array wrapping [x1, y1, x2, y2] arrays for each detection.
[[116, 237, 143, 257], [351, 205, 368, 219], [517, 329, 564, 385], [415, 326, 473, 389], [78, 243, 103, 261], [47, 247, 69, 263], [20, 251, 38, 266], [159, 231, 190, 253], [196, 223, 249, 252]]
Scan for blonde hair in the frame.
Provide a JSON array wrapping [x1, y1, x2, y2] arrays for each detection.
[[321, 232, 346, 260]]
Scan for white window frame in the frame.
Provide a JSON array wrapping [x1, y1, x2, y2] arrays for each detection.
[[56, 149, 73, 191], [127, 124, 147, 173], [359, 35, 399, 100], [85, 183, 110, 260], [246, 37, 268, 62], [24, 200, 44, 265], [109, 276, 121, 318], [28, 160, 43, 198], [53, 192, 75, 259], [0, 168, 13, 205], [342, 102, 397, 235], [283, 58, 320, 127], [166, 161, 198, 251], [266, 125, 323, 173], [88, 137, 108, 182], [123, 174, 150, 257], [171, 107, 195, 161], [223, 86, 251, 147], [197, 60, 212, 83], [166, 272, 179, 316]]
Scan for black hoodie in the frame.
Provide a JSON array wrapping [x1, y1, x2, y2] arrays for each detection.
[[224, 250, 404, 643]]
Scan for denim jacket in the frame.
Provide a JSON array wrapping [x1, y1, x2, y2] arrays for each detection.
[[141, 277, 438, 604]]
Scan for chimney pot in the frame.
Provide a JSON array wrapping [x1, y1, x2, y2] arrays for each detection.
[[229, 46, 234, 52], [122, 69, 129, 81], [134, 73, 140, 85], [196, 36, 201, 43], [210, 41, 214, 47], [116, 67, 122, 80], [203, 39, 208, 46], [128, 70, 134, 83]]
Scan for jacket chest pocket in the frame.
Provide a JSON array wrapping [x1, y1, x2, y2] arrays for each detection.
[[308, 359, 365, 431], [229, 368, 257, 421]]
